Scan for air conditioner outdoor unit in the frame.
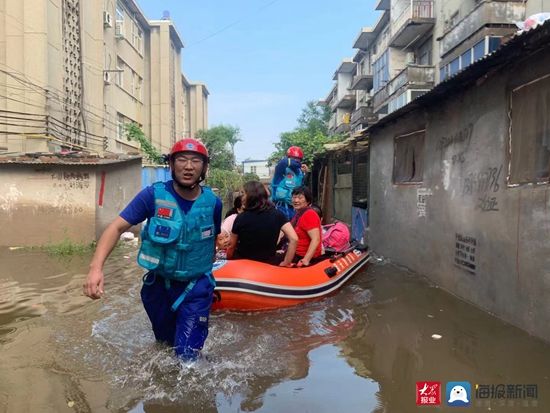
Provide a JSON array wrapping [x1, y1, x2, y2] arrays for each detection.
[[115, 21, 124, 38], [103, 71, 111, 84], [103, 11, 112, 28]]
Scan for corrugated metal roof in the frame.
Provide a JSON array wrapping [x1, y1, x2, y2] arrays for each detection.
[[366, 19, 550, 134]]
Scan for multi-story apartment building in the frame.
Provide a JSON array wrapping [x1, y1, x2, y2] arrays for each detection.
[[182, 73, 209, 138], [0, 0, 208, 156], [324, 0, 550, 131], [242, 159, 271, 181], [324, 59, 356, 134]]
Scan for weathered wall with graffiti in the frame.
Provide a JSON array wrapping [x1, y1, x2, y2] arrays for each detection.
[[0, 158, 141, 246], [368, 49, 550, 343]]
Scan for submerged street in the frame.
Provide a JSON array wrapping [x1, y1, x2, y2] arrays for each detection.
[[0, 245, 548, 412]]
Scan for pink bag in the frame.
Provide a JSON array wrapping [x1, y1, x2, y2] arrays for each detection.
[[322, 222, 350, 252]]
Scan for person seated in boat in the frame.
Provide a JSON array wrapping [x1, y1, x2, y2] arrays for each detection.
[[221, 195, 244, 235], [226, 180, 298, 266], [224, 194, 243, 219], [290, 186, 323, 267], [216, 196, 244, 259]]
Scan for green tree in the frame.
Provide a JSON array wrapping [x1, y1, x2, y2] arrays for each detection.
[[125, 123, 164, 164], [270, 101, 343, 166], [196, 125, 241, 170], [297, 101, 331, 135], [206, 168, 244, 207], [242, 172, 260, 182]]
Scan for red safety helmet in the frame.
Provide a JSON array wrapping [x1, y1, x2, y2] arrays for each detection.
[[170, 138, 209, 161], [287, 146, 303, 160]]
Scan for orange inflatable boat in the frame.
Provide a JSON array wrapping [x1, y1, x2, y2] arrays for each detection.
[[211, 246, 370, 311]]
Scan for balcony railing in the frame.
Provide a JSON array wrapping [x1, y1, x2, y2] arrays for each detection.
[[390, 0, 434, 48], [351, 106, 377, 126], [439, 1, 525, 57], [372, 64, 434, 112], [331, 93, 355, 110], [350, 74, 374, 91], [392, 0, 434, 34]]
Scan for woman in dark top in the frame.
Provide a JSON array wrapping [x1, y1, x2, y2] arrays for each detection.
[[227, 180, 297, 266]]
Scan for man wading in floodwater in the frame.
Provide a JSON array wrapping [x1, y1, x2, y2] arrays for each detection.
[[83, 138, 227, 360]]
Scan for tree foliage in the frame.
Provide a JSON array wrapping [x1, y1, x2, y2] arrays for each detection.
[[242, 172, 260, 182], [196, 125, 241, 170], [125, 123, 164, 164], [206, 168, 244, 205], [270, 101, 343, 166]]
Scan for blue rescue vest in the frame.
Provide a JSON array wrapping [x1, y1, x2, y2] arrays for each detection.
[[137, 182, 217, 282], [271, 160, 303, 205]]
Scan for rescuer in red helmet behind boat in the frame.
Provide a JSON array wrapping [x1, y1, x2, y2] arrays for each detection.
[[83, 137, 227, 360], [270, 146, 309, 220]]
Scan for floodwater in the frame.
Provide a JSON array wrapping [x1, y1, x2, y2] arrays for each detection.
[[0, 245, 549, 413]]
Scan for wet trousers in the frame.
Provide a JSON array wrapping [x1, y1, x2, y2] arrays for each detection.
[[140, 272, 214, 360]]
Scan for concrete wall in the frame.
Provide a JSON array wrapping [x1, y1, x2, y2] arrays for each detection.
[[94, 158, 142, 240], [0, 158, 141, 246], [368, 48, 550, 342]]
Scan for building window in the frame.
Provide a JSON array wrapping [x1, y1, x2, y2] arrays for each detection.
[[417, 37, 433, 66], [393, 130, 425, 183], [251, 165, 257, 174], [439, 66, 448, 82], [473, 39, 485, 61], [116, 57, 124, 87], [131, 22, 143, 53], [509, 75, 550, 184], [117, 113, 126, 140], [352, 150, 369, 207], [389, 91, 407, 113], [115, 2, 125, 37], [373, 50, 389, 92], [488, 37, 501, 53], [449, 57, 460, 76], [439, 36, 503, 84], [115, 3, 124, 23], [460, 49, 472, 68]]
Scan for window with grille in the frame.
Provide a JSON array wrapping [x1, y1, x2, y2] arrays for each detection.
[[353, 150, 369, 207], [336, 152, 352, 175], [393, 130, 425, 183], [509, 75, 550, 184]]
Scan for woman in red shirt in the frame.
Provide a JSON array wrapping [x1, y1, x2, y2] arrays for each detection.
[[290, 186, 322, 267]]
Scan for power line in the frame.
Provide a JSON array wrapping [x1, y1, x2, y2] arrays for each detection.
[[186, 0, 282, 47], [0, 65, 122, 130], [0, 82, 122, 133]]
